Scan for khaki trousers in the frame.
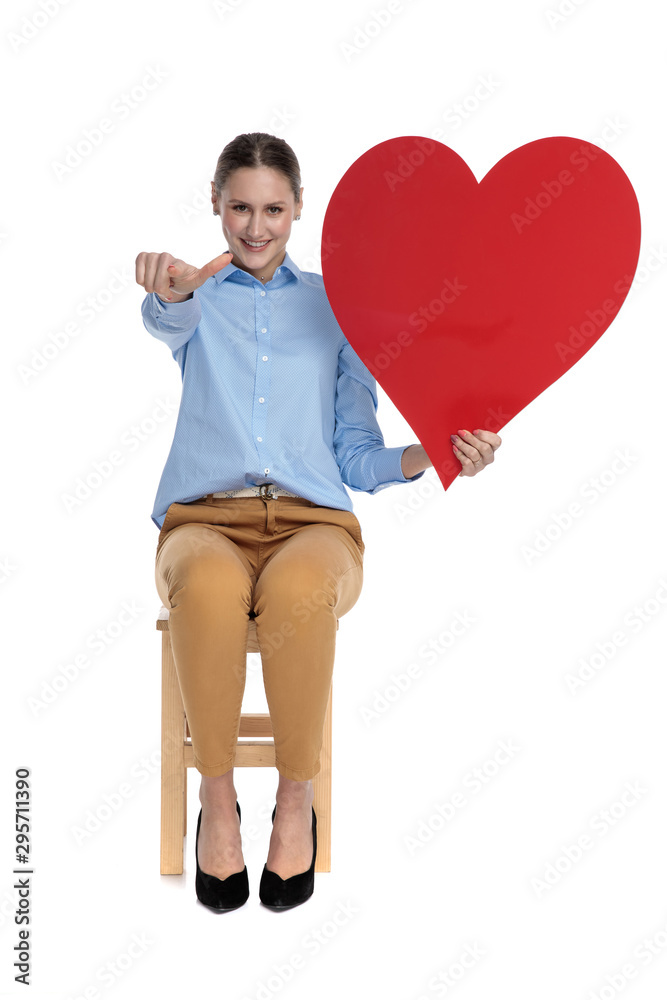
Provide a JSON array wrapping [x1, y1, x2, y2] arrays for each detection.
[[154, 494, 365, 780]]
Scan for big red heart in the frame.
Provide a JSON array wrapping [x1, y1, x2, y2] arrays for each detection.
[[321, 136, 641, 490]]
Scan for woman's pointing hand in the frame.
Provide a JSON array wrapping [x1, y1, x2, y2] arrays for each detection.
[[135, 250, 234, 302]]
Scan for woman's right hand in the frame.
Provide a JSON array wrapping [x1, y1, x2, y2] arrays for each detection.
[[135, 250, 234, 302]]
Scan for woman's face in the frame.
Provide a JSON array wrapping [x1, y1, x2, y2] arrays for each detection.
[[212, 166, 303, 282]]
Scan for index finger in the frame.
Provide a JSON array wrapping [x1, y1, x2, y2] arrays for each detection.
[[200, 250, 234, 279], [135, 252, 147, 286], [472, 429, 502, 450]]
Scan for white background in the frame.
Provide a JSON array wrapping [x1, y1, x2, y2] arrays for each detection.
[[2, 0, 666, 997]]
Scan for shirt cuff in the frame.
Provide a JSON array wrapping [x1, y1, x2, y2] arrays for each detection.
[[367, 445, 426, 493], [147, 290, 198, 319]]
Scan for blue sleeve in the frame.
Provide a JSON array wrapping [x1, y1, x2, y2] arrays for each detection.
[[333, 339, 425, 494], [141, 291, 201, 352]]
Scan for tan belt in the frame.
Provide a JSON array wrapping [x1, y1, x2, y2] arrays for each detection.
[[206, 484, 302, 500]]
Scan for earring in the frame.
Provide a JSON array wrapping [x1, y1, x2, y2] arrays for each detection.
[[295, 215, 300, 220]]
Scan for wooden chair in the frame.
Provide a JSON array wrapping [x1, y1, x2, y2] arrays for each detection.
[[157, 606, 333, 875]]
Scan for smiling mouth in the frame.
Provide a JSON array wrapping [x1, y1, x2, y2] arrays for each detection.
[[241, 238, 271, 249]]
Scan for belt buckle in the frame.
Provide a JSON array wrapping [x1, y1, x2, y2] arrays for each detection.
[[258, 483, 275, 499]]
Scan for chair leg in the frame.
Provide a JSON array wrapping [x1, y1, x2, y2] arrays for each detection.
[[183, 766, 188, 836], [161, 630, 186, 874], [313, 682, 332, 872]]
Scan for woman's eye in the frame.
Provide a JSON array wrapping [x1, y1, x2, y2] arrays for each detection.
[[233, 205, 281, 214], [234, 205, 282, 213]]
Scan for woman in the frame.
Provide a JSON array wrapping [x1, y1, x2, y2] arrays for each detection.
[[135, 132, 501, 912]]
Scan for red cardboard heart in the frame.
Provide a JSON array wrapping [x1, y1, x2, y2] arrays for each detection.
[[321, 136, 641, 490]]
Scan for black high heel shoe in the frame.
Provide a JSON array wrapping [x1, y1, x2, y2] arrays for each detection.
[[259, 803, 317, 910], [195, 800, 249, 911]]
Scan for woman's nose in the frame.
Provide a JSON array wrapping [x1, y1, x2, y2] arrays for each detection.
[[245, 213, 265, 238]]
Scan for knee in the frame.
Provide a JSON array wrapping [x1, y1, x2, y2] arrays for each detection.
[[159, 528, 251, 602], [259, 568, 338, 626]]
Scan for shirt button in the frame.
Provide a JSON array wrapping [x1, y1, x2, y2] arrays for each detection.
[[262, 355, 268, 361], [261, 328, 267, 333], [257, 436, 262, 442], [258, 397, 264, 403], [260, 291, 266, 296], [264, 468, 270, 474]]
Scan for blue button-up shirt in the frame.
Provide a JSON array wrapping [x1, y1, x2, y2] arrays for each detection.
[[142, 250, 424, 529]]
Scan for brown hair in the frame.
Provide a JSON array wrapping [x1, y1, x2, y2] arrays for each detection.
[[212, 132, 301, 203]]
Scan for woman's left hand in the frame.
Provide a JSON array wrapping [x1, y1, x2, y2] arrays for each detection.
[[451, 428, 502, 477]]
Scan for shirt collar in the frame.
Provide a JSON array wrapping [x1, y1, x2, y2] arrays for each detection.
[[213, 249, 302, 285]]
